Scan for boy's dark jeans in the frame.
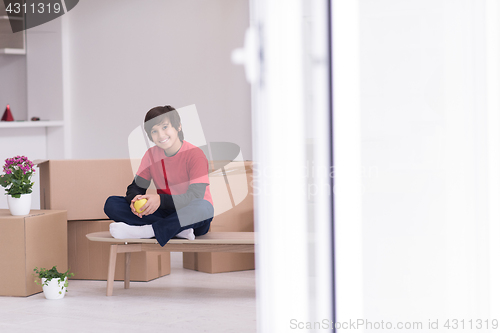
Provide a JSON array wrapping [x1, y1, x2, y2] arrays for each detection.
[[104, 196, 213, 246]]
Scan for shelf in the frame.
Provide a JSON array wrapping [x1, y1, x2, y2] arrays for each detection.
[[0, 120, 64, 128], [0, 48, 25, 54], [0, 16, 23, 21]]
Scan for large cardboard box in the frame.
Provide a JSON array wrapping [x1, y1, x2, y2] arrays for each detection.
[[183, 161, 255, 273], [0, 210, 67, 297], [37, 159, 137, 221], [68, 220, 170, 281]]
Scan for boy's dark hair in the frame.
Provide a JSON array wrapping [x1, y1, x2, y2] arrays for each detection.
[[144, 105, 184, 142]]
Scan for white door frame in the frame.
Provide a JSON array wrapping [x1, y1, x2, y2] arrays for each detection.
[[244, 0, 336, 331]]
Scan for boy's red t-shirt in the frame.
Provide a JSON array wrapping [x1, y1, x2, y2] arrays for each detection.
[[136, 141, 213, 206]]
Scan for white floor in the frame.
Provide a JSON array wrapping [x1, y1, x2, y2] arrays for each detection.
[[0, 253, 256, 333]]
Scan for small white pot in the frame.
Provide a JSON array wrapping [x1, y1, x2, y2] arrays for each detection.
[[41, 277, 67, 300], [7, 193, 31, 216]]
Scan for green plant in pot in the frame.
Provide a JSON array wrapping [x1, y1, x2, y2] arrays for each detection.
[[33, 266, 74, 300]]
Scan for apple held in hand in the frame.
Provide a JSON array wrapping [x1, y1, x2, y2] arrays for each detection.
[[134, 198, 148, 214]]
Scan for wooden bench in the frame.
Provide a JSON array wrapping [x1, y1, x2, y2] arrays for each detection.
[[86, 231, 255, 296]]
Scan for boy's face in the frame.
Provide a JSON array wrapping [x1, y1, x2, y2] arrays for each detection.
[[150, 118, 182, 154]]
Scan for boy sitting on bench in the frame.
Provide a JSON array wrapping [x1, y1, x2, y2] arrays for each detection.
[[104, 105, 214, 246]]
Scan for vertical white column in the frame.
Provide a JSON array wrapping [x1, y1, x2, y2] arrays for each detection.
[[253, 0, 310, 331], [26, 18, 65, 159], [442, 0, 471, 318], [309, 0, 334, 327], [442, 0, 491, 319], [332, 0, 364, 331], [485, 0, 500, 323], [61, 14, 71, 159]]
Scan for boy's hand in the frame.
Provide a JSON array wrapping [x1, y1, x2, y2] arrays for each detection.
[[131, 194, 161, 218], [130, 195, 143, 217]]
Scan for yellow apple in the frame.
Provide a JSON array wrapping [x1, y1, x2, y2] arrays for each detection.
[[134, 198, 147, 214]]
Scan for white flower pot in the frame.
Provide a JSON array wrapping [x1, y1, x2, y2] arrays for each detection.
[[41, 277, 67, 300], [7, 193, 31, 216]]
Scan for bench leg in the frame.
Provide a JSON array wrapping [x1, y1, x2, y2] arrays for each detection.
[[107, 244, 118, 296], [124, 252, 131, 289]]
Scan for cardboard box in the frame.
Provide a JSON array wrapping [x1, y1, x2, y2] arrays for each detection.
[[68, 220, 170, 281], [183, 161, 255, 273], [37, 159, 137, 221], [0, 210, 67, 297]]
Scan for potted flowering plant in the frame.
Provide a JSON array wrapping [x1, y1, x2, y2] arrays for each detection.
[[0, 156, 35, 215], [33, 266, 74, 300]]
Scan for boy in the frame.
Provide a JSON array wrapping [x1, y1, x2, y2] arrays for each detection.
[[104, 105, 214, 246]]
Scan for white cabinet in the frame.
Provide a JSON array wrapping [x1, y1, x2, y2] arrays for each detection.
[[0, 11, 66, 162]]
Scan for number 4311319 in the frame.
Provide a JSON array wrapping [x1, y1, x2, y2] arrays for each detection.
[[444, 319, 498, 330], [6, 2, 62, 14]]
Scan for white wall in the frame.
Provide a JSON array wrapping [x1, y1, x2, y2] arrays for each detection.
[[356, 0, 498, 329], [0, 55, 27, 120], [27, 19, 64, 124], [63, 0, 251, 160]]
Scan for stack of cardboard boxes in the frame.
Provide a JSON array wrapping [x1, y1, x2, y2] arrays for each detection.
[[0, 210, 68, 296], [37, 158, 254, 280], [184, 160, 255, 273]]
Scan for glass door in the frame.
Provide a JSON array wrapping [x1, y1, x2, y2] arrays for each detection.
[[233, 0, 335, 331]]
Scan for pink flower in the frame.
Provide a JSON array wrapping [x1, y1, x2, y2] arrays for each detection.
[[2, 156, 35, 176]]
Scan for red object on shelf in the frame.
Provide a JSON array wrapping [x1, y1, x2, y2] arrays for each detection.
[[1, 105, 14, 121]]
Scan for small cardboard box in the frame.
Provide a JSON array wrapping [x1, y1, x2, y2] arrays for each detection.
[[183, 161, 255, 273], [0, 210, 68, 297], [68, 220, 170, 281]]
